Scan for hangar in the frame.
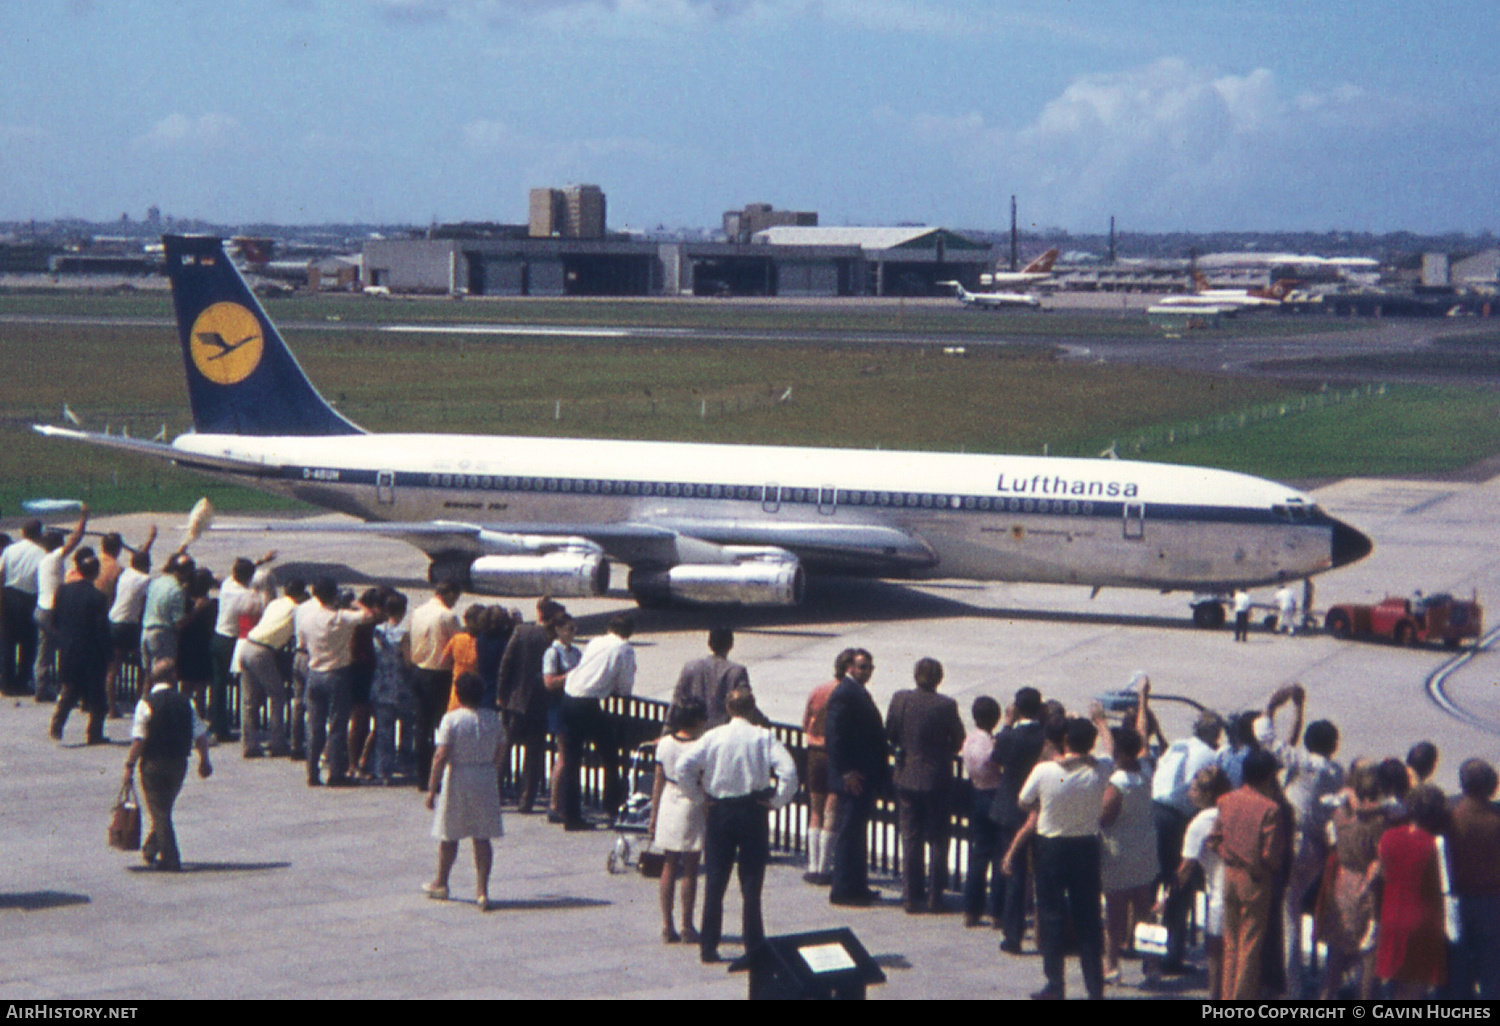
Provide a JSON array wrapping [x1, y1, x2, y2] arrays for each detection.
[[363, 233, 662, 297], [749, 226, 992, 297], [362, 225, 992, 298]]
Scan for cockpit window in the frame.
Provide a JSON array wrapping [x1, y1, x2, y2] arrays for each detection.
[[1272, 499, 1312, 522]]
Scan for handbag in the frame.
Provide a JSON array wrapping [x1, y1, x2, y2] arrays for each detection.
[[109, 780, 142, 852], [637, 849, 667, 879], [1133, 921, 1170, 958]]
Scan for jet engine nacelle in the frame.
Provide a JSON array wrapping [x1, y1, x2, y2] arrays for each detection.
[[428, 550, 609, 598], [628, 550, 805, 607]]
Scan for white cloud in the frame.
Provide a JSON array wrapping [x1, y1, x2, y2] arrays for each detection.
[[371, 0, 730, 26], [461, 117, 663, 172], [0, 124, 49, 144], [877, 59, 1400, 229], [367, 0, 1006, 34], [812, 0, 980, 35], [135, 112, 245, 150], [462, 118, 531, 151]]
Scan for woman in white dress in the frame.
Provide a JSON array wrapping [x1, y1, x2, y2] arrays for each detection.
[[424, 671, 505, 911], [650, 698, 707, 944], [1176, 764, 1233, 999]]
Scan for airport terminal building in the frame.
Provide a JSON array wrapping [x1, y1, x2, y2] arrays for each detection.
[[362, 224, 993, 298]]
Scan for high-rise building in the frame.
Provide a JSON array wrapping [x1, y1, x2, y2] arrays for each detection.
[[529, 188, 566, 238], [565, 184, 606, 239], [530, 185, 607, 239]]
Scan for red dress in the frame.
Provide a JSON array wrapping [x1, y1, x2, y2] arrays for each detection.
[[1375, 824, 1446, 987]]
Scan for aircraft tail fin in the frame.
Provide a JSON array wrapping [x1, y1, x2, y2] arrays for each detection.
[[1256, 278, 1300, 301], [1023, 248, 1059, 274], [231, 236, 274, 267], [164, 234, 362, 437]]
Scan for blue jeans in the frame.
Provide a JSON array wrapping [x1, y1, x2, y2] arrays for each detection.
[[305, 667, 351, 781], [964, 789, 1004, 921], [372, 701, 412, 780]]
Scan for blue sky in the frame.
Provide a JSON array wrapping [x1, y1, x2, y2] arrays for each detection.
[[3, 0, 1496, 233]]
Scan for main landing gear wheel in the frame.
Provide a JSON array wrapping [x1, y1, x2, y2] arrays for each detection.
[[1192, 602, 1226, 629]]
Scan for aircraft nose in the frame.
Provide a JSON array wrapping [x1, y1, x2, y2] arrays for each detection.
[[1330, 518, 1373, 568]]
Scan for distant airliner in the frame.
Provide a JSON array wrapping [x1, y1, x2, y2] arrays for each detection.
[[941, 247, 1058, 309], [986, 247, 1060, 287], [1154, 273, 1299, 314], [36, 235, 1372, 618], [938, 281, 1042, 309]]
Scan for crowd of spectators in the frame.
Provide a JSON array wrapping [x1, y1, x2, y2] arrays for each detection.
[[5, 518, 1497, 999]]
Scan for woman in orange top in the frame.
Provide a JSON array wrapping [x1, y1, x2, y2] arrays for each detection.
[[443, 604, 486, 711]]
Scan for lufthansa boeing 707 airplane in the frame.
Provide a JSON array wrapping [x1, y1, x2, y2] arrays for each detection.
[[35, 235, 1371, 619]]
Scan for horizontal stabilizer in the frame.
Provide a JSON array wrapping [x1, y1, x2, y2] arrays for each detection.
[[31, 424, 274, 477]]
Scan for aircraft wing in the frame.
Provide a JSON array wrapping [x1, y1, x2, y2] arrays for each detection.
[[207, 514, 938, 575], [204, 517, 674, 561]]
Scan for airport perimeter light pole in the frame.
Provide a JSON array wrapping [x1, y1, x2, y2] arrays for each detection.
[[1009, 195, 1018, 272]]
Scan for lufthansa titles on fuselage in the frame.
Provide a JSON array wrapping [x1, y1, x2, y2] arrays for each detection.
[[995, 471, 1139, 499]]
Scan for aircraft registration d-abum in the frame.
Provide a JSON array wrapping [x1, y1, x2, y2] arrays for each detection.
[[37, 235, 1372, 620]]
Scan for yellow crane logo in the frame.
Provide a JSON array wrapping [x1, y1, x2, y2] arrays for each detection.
[[189, 302, 264, 385]]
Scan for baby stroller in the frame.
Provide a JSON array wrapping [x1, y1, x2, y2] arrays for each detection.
[[606, 739, 660, 874]]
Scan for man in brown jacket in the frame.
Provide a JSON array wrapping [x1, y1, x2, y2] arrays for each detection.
[[885, 657, 966, 913], [1213, 748, 1288, 999], [1446, 758, 1500, 998]]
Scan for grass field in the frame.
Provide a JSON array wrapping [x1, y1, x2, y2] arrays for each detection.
[[2, 293, 1497, 519]]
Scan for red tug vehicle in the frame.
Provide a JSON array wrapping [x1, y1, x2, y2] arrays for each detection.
[[1323, 591, 1483, 648]]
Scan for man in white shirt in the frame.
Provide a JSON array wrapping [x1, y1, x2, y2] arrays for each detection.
[[408, 582, 461, 788], [558, 612, 636, 829], [105, 530, 157, 717], [122, 664, 213, 872], [1151, 709, 1224, 971], [677, 687, 797, 964], [210, 551, 274, 742], [1232, 589, 1253, 642], [1018, 716, 1109, 1000], [296, 577, 375, 787], [2, 521, 49, 694], [239, 578, 307, 758], [1274, 585, 1297, 634]]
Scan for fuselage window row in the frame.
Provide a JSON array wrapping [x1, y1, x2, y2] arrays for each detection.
[[409, 470, 1101, 517]]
